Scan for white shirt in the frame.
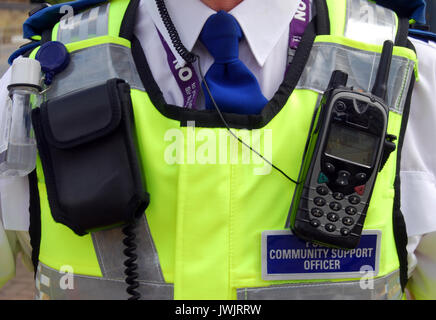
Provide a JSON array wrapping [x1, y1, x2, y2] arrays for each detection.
[[136, 0, 301, 108], [0, 0, 436, 299]]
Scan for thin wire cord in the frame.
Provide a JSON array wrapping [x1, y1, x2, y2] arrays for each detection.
[[154, 0, 299, 185], [194, 54, 300, 185]]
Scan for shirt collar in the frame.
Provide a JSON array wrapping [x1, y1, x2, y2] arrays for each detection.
[[230, 0, 301, 67], [144, 0, 301, 67]]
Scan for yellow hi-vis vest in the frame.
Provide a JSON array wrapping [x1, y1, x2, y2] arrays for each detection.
[[27, 0, 417, 300]]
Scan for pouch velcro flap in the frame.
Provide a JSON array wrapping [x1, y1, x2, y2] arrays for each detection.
[[41, 78, 123, 149], [32, 78, 149, 236]]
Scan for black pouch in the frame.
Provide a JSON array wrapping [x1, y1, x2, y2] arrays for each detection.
[[32, 78, 149, 236]]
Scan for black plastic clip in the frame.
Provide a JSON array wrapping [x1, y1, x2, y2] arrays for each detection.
[[380, 134, 397, 171]]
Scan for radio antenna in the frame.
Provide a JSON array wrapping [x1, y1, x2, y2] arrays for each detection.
[[371, 40, 394, 103]]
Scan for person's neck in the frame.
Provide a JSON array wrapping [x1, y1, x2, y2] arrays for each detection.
[[200, 0, 243, 12]]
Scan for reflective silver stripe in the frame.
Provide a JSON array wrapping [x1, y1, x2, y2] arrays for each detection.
[[237, 269, 402, 300], [92, 215, 165, 282], [296, 42, 414, 114], [46, 43, 145, 100], [34, 216, 172, 300], [57, 3, 110, 44], [35, 262, 174, 300], [344, 0, 397, 45]]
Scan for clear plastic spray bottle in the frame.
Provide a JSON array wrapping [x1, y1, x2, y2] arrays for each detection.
[[0, 58, 41, 176]]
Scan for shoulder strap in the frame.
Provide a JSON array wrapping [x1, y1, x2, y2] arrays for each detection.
[[323, 0, 409, 48], [119, 0, 140, 40], [9, 0, 108, 64], [53, 0, 135, 44], [23, 0, 107, 41]]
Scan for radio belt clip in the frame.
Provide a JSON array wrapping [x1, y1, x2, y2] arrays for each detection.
[[379, 134, 397, 171], [35, 41, 70, 86]]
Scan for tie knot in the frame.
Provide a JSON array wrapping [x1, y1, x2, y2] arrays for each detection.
[[200, 10, 242, 63]]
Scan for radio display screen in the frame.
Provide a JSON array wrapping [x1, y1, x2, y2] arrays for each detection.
[[324, 123, 378, 167]]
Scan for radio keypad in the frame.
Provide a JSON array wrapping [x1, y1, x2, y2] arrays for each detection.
[[308, 169, 366, 235]]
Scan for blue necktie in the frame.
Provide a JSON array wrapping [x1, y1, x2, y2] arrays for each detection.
[[199, 11, 268, 114]]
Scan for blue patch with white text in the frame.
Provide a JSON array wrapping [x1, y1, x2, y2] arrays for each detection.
[[262, 230, 380, 280]]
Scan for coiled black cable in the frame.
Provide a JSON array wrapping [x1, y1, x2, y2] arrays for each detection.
[[123, 220, 140, 300], [155, 0, 197, 64]]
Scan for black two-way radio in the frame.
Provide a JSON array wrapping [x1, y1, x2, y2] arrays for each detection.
[[289, 40, 396, 249]]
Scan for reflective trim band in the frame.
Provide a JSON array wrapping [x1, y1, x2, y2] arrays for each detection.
[[35, 262, 174, 300], [92, 215, 166, 282], [296, 42, 414, 114], [57, 3, 110, 44], [46, 43, 145, 100], [344, 0, 397, 45], [237, 269, 402, 300], [35, 216, 172, 300]]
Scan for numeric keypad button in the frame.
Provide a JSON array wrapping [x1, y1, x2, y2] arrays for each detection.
[[329, 202, 342, 211], [310, 219, 321, 228], [341, 227, 351, 236], [316, 186, 329, 196], [333, 192, 344, 200], [345, 206, 357, 216], [314, 197, 326, 207], [325, 224, 336, 232], [324, 163, 335, 174], [342, 217, 354, 226], [327, 213, 339, 222], [355, 172, 367, 181], [311, 208, 324, 218], [348, 195, 361, 205]]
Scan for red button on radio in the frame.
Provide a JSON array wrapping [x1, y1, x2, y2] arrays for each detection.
[[354, 185, 365, 196]]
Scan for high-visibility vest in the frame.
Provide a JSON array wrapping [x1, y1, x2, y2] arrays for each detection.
[[26, 0, 417, 300]]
